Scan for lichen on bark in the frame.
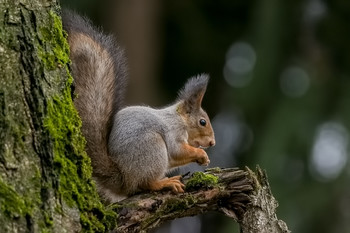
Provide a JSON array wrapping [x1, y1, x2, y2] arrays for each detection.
[[0, 2, 291, 233], [41, 11, 116, 232], [240, 167, 291, 233], [0, 2, 116, 232]]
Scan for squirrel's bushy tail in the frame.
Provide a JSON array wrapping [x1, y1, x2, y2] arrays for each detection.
[[62, 10, 127, 191]]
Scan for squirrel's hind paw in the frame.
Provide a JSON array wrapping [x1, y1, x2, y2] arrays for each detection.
[[147, 176, 185, 193]]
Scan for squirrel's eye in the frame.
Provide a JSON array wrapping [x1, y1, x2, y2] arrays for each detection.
[[199, 119, 206, 126]]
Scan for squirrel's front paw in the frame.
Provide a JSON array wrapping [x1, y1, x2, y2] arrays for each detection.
[[196, 150, 210, 166]]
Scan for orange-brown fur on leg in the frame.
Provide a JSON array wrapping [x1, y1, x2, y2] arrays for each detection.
[[64, 10, 215, 202], [145, 176, 185, 193], [169, 143, 210, 168]]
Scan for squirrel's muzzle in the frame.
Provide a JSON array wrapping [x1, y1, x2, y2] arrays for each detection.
[[209, 140, 215, 147]]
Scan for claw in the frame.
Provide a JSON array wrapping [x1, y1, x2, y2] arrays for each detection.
[[148, 176, 185, 193]]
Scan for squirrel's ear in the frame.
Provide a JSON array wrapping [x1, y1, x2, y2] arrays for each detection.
[[177, 74, 209, 113]]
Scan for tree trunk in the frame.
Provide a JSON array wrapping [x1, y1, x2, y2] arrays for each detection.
[[0, 1, 115, 232], [0, 2, 290, 233]]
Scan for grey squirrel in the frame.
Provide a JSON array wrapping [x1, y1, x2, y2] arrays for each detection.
[[62, 10, 215, 202]]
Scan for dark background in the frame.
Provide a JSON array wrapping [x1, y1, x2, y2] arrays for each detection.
[[60, 0, 350, 232]]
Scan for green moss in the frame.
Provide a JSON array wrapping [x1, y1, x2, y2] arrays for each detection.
[[205, 167, 222, 173], [141, 195, 197, 229], [38, 11, 70, 70], [43, 212, 54, 227], [44, 77, 116, 232], [0, 177, 31, 218], [41, 11, 117, 232], [185, 172, 219, 191], [165, 195, 197, 212]]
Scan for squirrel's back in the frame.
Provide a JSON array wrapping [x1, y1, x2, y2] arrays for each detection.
[[62, 10, 127, 186], [62, 10, 215, 202]]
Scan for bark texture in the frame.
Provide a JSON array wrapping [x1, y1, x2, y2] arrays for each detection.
[[240, 168, 291, 233], [0, 1, 114, 232], [112, 167, 290, 233], [0, 2, 290, 233]]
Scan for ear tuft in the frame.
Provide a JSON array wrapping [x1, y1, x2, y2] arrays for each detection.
[[177, 74, 209, 113]]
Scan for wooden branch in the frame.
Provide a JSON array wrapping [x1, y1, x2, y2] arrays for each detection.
[[110, 167, 290, 233], [241, 167, 290, 233]]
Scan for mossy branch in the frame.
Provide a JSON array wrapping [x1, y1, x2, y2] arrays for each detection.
[[110, 167, 290, 233]]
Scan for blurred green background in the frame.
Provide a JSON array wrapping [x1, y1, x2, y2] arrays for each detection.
[[61, 0, 350, 232]]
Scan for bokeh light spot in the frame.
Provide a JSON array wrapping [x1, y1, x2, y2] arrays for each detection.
[[223, 42, 256, 88], [280, 66, 310, 98], [310, 122, 349, 181]]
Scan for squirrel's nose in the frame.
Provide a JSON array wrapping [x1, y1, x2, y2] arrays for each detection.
[[209, 140, 215, 147]]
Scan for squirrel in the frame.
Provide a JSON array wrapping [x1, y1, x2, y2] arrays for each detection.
[[62, 10, 215, 202]]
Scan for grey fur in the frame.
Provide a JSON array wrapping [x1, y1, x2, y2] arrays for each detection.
[[62, 9, 128, 200], [108, 105, 188, 195], [177, 74, 209, 101], [63, 10, 215, 202], [108, 76, 214, 199], [177, 74, 209, 113]]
